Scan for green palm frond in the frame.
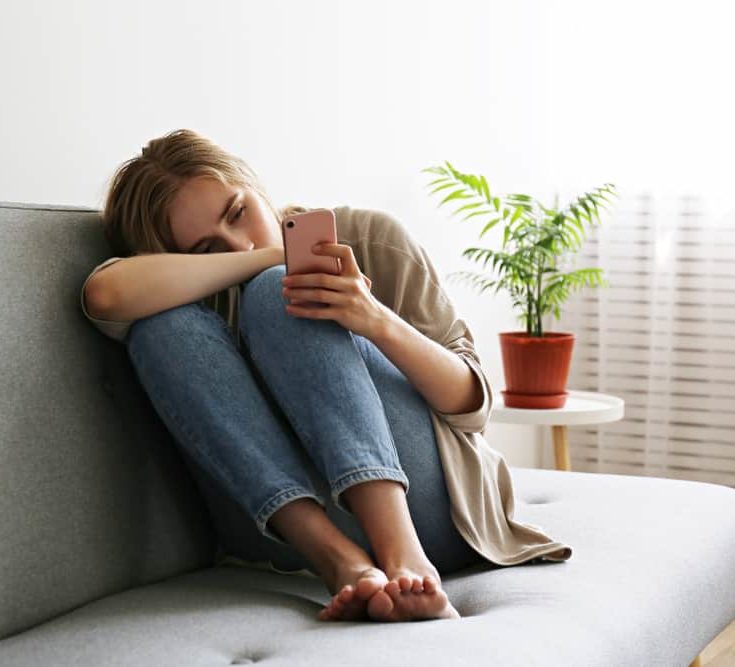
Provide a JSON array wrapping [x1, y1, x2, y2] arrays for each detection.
[[422, 161, 618, 336], [446, 270, 500, 295]]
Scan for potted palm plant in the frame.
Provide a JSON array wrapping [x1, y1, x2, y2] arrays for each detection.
[[422, 161, 619, 409]]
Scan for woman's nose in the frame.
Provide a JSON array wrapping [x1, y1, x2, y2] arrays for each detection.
[[220, 227, 254, 252]]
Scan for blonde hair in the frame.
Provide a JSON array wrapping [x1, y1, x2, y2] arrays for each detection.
[[101, 128, 307, 257]]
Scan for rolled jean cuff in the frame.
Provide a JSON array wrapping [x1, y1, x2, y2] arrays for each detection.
[[255, 488, 328, 545], [331, 467, 411, 515]]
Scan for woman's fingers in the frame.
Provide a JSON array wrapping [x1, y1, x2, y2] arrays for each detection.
[[284, 287, 344, 305], [311, 242, 362, 278]]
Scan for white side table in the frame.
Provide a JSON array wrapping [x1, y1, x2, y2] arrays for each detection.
[[488, 389, 625, 471]]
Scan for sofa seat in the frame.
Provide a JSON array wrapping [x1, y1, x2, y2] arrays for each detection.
[[1, 466, 733, 667]]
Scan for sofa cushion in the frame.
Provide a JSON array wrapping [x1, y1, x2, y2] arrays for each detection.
[[1, 466, 733, 666], [0, 202, 216, 639]]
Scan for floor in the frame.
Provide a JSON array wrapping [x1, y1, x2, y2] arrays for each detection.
[[702, 619, 735, 666]]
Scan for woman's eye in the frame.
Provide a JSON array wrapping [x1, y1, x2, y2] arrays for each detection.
[[194, 205, 245, 253]]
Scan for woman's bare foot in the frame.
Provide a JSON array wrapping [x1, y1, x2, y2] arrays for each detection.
[[366, 565, 461, 622], [317, 565, 389, 622]]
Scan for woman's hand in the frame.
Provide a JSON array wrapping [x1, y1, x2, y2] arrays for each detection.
[[280, 242, 390, 340]]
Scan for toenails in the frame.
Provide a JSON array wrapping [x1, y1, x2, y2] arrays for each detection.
[[398, 576, 412, 592], [385, 581, 401, 599]]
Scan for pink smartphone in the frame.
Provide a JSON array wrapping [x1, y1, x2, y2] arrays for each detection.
[[282, 208, 341, 276], [281, 208, 341, 309]]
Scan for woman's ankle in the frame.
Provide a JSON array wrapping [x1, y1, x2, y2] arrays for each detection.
[[267, 498, 374, 592]]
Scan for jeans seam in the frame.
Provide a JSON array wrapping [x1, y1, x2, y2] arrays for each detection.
[[350, 332, 405, 465], [245, 345, 315, 450], [241, 306, 401, 478], [239, 286, 316, 452], [330, 467, 410, 506], [330, 465, 406, 488]]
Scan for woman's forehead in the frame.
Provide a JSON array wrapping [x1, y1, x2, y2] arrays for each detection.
[[169, 177, 237, 246], [178, 175, 232, 204]]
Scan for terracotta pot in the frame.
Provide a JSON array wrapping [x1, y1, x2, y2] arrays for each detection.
[[498, 331, 575, 409]]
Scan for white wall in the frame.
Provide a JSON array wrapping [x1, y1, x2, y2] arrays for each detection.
[[2, 0, 732, 469], [539, 0, 735, 218]]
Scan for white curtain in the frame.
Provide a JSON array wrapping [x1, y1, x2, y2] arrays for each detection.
[[549, 193, 735, 487]]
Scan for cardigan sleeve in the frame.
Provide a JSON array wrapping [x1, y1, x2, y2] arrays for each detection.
[[363, 212, 494, 434], [432, 337, 494, 434], [80, 257, 133, 343]]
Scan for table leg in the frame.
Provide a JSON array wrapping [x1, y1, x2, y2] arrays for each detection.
[[552, 425, 571, 471]]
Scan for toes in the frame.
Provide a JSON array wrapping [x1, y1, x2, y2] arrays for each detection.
[[388, 574, 439, 597], [366, 589, 395, 621], [338, 585, 355, 603], [385, 580, 402, 600], [398, 576, 413, 593], [321, 581, 385, 622], [355, 575, 385, 601], [319, 589, 348, 622]]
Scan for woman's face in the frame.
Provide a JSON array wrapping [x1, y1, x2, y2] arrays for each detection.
[[168, 175, 283, 254]]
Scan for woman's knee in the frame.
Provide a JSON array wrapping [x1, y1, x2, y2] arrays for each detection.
[[240, 264, 288, 330], [127, 302, 228, 356]]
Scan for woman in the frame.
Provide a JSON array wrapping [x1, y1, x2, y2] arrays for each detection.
[[81, 128, 572, 624]]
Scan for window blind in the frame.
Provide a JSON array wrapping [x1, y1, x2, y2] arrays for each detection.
[[547, 193, 735, 487]]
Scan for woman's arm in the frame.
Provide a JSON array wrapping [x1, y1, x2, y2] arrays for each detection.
[[86, 247, 284, 322], [282, 237, 486, 417], [370, 309, 485, 416]]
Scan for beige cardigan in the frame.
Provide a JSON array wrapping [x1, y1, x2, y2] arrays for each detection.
[[80, 205, 573, 573]]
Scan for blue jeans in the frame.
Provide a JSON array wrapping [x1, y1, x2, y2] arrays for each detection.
[[126, 264, 481, 576]]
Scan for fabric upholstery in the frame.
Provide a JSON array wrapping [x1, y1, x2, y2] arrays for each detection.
[[0, 203, 216, 639], [1, 202, 734, 666], [1, 467, 734, 666]]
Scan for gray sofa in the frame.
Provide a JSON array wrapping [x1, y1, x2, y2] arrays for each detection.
[[1, 200, 734, 667]]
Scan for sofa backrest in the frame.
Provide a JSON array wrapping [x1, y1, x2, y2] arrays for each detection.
[[0, 202, 216, 639]]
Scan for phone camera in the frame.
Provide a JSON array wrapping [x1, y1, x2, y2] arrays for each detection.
[[286, 220, 295, 228]]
